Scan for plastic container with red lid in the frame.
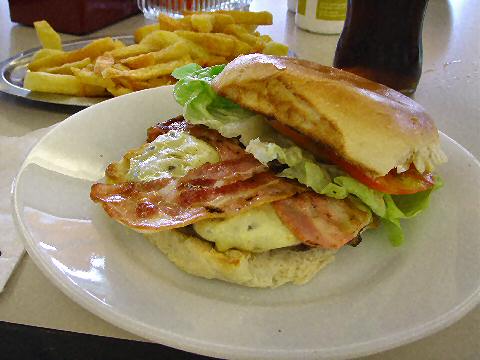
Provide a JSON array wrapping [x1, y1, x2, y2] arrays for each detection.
[[8, 0, 140, 35]]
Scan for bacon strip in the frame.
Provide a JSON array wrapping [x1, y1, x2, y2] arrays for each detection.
[[147, 116, 187, 141], [179, 155, 266, 190], [92, 118, 302, 231], [91, 170, 302, 232], [272, 192, 372, 249]]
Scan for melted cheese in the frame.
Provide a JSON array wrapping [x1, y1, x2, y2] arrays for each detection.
[[193, 204, 300, 252], [127, 130, 219, 181]]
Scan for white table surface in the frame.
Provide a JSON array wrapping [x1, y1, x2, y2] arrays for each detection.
[[0, 0, 479, 358]]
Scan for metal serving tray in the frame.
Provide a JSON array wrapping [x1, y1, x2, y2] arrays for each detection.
[[0, 35, 134, 107]]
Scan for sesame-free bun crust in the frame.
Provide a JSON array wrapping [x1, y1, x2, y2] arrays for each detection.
[[146, 231, 335, 288], [212, 54, 445, 176]]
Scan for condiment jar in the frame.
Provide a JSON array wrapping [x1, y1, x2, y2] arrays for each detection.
[[295, 0, 347, 35]]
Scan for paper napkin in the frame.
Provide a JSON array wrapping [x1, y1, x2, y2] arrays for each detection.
[[0, 127, 51, 293]]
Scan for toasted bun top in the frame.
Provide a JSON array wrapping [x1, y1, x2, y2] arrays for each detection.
[[211, 54, 446, 176]]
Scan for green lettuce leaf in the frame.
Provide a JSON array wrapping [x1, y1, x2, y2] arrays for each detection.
[[172, 64, 276, 145], [333, 176, 443, 246], [246, 138, 346, 197], [334, 176, 386, 217], [171, 63, 202, 81], [391, 176, 443, 217]]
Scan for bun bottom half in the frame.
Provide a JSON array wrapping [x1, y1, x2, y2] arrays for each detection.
[[145, 230, 336, 288]]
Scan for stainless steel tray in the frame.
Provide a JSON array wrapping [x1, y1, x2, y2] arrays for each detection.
[[0, 35, 134, 107]]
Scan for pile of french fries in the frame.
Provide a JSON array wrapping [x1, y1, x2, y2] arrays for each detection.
[[24, 11, 288, 98]]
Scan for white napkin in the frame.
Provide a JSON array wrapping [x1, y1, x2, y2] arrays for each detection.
[[0, 126, 52, 293]]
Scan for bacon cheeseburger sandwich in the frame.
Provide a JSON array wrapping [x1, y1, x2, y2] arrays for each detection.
[[90, 54, 447, 288]]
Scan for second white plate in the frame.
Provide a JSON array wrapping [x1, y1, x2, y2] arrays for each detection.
[[13, 86, 480, 359]]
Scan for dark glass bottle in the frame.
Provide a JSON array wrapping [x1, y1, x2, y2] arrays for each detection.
[[333, 0, 429, 94]]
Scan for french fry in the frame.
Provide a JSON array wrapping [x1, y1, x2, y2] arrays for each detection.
[[82, 84, 109, 97], [39, 58, 91, 75], [134, 23, 160, 43], [223, 24, 265, 52], [239, 24, 259, 33], [175, 31, 229, 54], [28, 53, 70, 71], [28, 37, 117, 71], [120, 42, 190, 69], [161, 38, 222, 67], [190, 14, 214, 33], [262, 42, 289, 56], [157, 14, 178, 31], [115, 76, 174, 92], [158, 14, 191, 31], [26, 11, 283, 98], [71, 67, 115, 88], [24, 71, 81, 95], [94, 53, 115, 75], [108, 44, 151, 60], [139, 30, 181, 50], [114, 77, 139, 90], [24, 71, 107, 96], [71, 37, 118, 60], [112, 63, 131, 71], [259, 34, 273, 43], [221, 23, 247, 35], [153, 41, 190, 62], [184, 10, 272, 25], [121, 53, 155, 69], [216, 10, 273, 25], [175, 31, 252, 58], [145, 76, 175, 87], [178, 16, 194, 30], [211, 14, 236, 32], [177, 38, 210, 61], [233, 40, 252, 57], [30, 48, 64, 62], [103, 57, 191, 81], [33, 20, 62, 50], [113, 39, 126, 49], [201, 55, 228, 67], [182, 12, 235, 32], [107, 85, 133, 97]]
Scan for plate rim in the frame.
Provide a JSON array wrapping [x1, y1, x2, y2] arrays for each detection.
[[11, 86, 480, 359]]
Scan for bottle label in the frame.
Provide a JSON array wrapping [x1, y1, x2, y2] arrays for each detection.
[[297, 0, 307, 15], [316, 0, 347, 21]]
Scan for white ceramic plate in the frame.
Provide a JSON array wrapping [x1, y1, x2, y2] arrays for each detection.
[[13, 86, 480, 359]]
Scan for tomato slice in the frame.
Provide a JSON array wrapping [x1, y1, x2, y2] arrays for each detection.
[[269, 120, 435, 195], [331, 155, 435, 195]]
